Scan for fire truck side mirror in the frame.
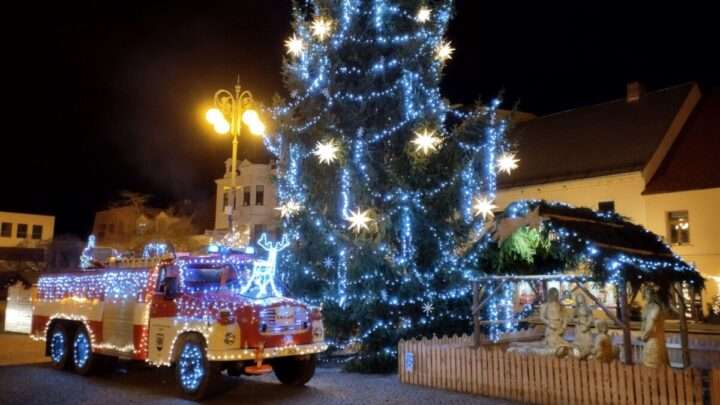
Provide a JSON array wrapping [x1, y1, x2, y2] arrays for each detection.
[[163, 277, 179, 300]]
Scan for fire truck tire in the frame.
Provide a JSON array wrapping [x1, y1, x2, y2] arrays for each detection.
[[72, 326, 98, 375], [175, 334, 221, 400], [49, 323, 73, 370], [273, 354, 316, 386]]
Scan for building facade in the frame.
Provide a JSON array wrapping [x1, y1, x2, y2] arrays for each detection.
[[0, 211, 55, 248], [213, 159, 280, 244], [93, 205, 189, 247], [496, 82, 720, 310]]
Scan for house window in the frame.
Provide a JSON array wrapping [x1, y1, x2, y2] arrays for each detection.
[[223, 189, 229, 209], [255, 185, 264, 206], [31, 225, 43, 240], [17, 224, 28, 239], [598, 201, 615, 212], [667, 211, 690, 245], [243, 186, 251, 206], [98, 224, 107, 239], [108, 223, 115, 234], [1, 222, 11, 237]]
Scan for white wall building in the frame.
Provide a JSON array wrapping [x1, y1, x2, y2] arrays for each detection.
[[0, 211, 55, 248], [496, 82, 720, 311], [214, 159, 280, 244]]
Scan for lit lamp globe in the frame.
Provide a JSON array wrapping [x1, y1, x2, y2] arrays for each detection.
[[206, 108, 224, 125], [214, 119, 231, 135], [242, 109, 266, 136]]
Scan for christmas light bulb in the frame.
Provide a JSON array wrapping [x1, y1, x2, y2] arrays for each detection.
[[411, 128, 441, 155], [311, 17, 333, 41], [313, 139, 340, 164], [496, 152, 519, 175], [285, 34, 305, 57]]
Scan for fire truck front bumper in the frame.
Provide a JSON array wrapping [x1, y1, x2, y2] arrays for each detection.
[[206, 342, 328, 362]]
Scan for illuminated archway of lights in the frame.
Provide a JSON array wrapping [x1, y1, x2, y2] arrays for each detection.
[[473, 196, 497, 220]]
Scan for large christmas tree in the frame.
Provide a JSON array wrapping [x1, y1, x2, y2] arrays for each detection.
[[266, 0, 515, 371]]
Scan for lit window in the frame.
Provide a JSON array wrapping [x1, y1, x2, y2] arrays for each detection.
[[223, 189, 229, 208], [31, 225, 43, 240], [667, 211, 690, 245], [598, 201, 615, 212], [0, 222, 11, 237], [255, 185, 264, 206], [17, 224, 28, 239], [243, 186, 251, 206]]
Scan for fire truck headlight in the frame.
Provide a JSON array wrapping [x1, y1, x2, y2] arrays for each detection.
[[224, 332, 236, 345]]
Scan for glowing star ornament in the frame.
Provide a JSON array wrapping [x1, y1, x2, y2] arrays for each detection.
[[346, 208, 374, 233], [435, 40, 454, 62], [416, 6, 432, 23], [240, 234, 290, 298], [313, 139, 340, 164], [422, 302, 434, 316], [284, 34, 305, 57], [322, 257, 335, 270], [473, 196, 497, 220], [275, 200, 302, 218], [497, 152, 520, 175], [311, 16, 333, 41], [411, 128, 441, 155]]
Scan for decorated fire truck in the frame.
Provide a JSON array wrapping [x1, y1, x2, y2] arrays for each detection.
[[30, 234, 326, 399]]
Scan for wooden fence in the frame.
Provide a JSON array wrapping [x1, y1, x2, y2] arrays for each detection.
[[399, 334, 719, 404]]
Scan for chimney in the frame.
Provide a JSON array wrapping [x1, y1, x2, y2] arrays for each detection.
[[626, 81, 645, 102]]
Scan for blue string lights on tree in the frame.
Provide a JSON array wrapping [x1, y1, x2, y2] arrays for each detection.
[[264, 0, 517, 372]]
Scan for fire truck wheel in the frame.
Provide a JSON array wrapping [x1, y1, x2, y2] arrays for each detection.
[[49, 323, 72, 370], [72, 326, 97, 375], [272, 354, 316, 386], [175, 334, 220, 400]]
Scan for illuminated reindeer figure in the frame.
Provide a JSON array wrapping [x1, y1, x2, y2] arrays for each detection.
[[240, 233, 290, 298]]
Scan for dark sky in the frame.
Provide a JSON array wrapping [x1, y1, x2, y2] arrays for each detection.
[[2, 1, 717, 236]]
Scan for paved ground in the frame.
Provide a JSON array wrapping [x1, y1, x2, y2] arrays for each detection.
[[0, 333, 511, 405]]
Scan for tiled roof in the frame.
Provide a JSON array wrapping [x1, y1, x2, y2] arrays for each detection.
[[499, 83, 695, 188], [643, 88, 720, 194]]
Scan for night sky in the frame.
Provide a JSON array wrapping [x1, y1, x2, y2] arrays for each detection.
[[2, 1, 716, 237]]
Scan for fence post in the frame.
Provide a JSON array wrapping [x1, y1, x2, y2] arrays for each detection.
[[711, 368, 720, 405]]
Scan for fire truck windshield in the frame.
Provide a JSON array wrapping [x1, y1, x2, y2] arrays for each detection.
[[183, 264, 239, 289]]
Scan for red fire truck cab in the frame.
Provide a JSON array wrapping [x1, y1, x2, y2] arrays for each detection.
[[30, 253, 326, 399]]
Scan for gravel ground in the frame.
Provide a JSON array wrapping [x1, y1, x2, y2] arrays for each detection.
[[0, 362, 514, 405]]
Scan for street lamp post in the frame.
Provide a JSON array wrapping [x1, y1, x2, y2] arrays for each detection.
[[206, 77, 266, 232]]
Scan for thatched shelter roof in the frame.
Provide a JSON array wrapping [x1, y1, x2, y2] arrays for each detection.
[[487, 200, 704, 291]]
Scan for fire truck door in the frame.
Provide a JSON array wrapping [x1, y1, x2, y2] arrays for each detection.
[[148, 270, 178, 364]]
